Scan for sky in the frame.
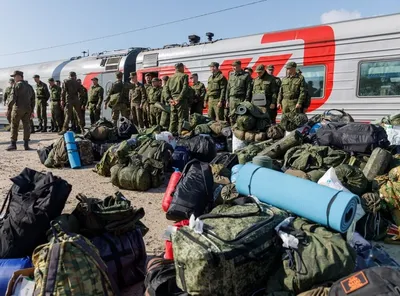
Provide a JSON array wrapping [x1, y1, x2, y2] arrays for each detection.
[[0, 0, 400, 68]]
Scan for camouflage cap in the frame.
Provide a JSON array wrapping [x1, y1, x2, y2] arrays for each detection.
[[129, 72, 137, 78], [115, 71, 123, 78], [9, 78, 15, 83], [69, 71, 77, 77], [209, 62, 220, 68], [161, 76, 169, 81], [175, 62, 184, 68], [10, 70, 23, 77], [91, 77, 99, 81], [232, 60, 242, 66], [33, 74, 40, 79], [48, 78, 55, 82], [267, 65, 274, 70], [151, 77, 161, 82], [255, 64, 265, 73], [286, 61, 297, 69], [145, 73, 152, 77]]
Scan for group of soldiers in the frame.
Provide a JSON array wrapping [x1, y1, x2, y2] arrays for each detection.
[[4, 59, 309, 151]]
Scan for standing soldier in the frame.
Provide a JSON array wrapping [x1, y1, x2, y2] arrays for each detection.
[[204, 62, 227, 121], [25, 81, 36, 134], [266, 65, 280, 123], [226, 60, 252, 124], [76, 79, 88, 129], [189, 73, 206, 115], [48, 78, 63, 132], [4, 78, 15, 107], [277, 62, 306, 114], [87, 77, 104, 124], [6, 71, 35, 151], [104, 71, 130, 126], [33, 74, 50, 132], [252, 64, 277, 120], [160, 76, 170, 130], [58, 72, 85, 135], [128, 72, 146, 128], [297, 68, 311, 113], [148, 77, 162, 126], [143, 73, 152, 127], [245, 67, 254, 103], [165, 63, 189, 135]]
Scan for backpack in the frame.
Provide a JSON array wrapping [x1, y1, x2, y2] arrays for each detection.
[[172, 197, 288, 296], [37, 143, 53, 164], [135, 138, 173, 170], [85, 117, 118, 142], [117, 117, 138, 139], [91, 228, 147, 288], [44, 136, 68, 168], [0, 168, 71, 258], [328, 266, 400, 296], [166, 159, 214, 221], [316, 123, 390, 154], [76, 137, 94, 166], [177, 135, 217, 163], [210, 152, 239, 171], [33, 223, 118, 296], [144, 257, 188, 296], [171, 146, 191, 171], [266, 218, 356, 294]]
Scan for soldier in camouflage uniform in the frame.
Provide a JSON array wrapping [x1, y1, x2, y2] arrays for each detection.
[[48, 78, 63, 132], [25, 81, 36, 134], [245, 67, 254, 101], [104, 71, 130, 126], [74, 79, 88, 130], [297, 68, 311, 113], [252, 64, 278, 119], [204, 62, 227, 121], [266, 65, 280, 123], [189, 73, 206, 115], [58, 71, 86, 135], [33, 74, 50, 132], [148, 77, 162, 126], [227, 60, 252, 124], [143, 73, 152, 128], [87, 77, 104, 124], [6, 71, 35, 151], [128, 72, 146, 128], [160, 76, 170, 129], [4, 78, 14, 107], [165, 63, 189, 135], [277, 61, 306, 114]]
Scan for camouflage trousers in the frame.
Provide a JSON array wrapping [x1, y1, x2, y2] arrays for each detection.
[[72, 108, 85, 128], [142, 101, 150, 127], [51, 101, 64, 130], [160, 111, 170, 130], [10, 107, 31, 141], [36, 98, 48, 127], [111, 103, 130, 126], [88, 102, 101, 125], [169, 99, 189, 135], [207, 98, 224, 121], [282, 99, 302, 114], [130, 103, 144, 128], [190, 100, 203, 116], [149, 104, 161, 126], [63, 99, 84, 130]]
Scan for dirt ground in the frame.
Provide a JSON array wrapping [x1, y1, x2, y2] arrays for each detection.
[[1, 131, 400, 295]]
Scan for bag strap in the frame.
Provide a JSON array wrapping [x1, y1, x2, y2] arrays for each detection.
[[199, 162, 211, 198], [0, 189, 12, 218]]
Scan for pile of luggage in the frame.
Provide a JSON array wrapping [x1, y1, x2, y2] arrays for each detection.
[[0, 168, 147, 295]]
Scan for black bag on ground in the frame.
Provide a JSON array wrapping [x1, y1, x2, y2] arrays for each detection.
[[0, 168, 71, 258], [328, 266, 400, 296], [316, 123, 390, 153], [210, 152, 239, 171], [117, 117, 138, 139], [321, 109, 354, 124], [177, 135, 216, 162], [166, 159, 214, 221], [91, 228, 147, 288], [37, 144, 53, 164]]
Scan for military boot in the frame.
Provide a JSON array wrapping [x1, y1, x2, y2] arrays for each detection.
[[41, 125, 47, 133], [24, 140, 31, 150], [50, 122, 55, 132], [36, 124, 43, 132], [6, 141, 17, 151]]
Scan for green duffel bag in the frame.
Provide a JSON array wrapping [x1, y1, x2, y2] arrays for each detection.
[[236, 114, 257, 131], [266, 218, 356, 294], [172, 197, 288, 296], [110, 162, 152, 191]]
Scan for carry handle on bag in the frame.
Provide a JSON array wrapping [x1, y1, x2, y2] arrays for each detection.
[[322, 109, 354, 123]]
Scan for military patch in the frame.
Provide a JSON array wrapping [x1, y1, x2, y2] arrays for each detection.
[[340, 271, 369, 294]]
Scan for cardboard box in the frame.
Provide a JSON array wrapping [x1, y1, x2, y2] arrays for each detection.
[[5, 268, 35, 296]]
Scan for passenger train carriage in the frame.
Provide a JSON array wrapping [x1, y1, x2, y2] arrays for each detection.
[[0, 13, 400, 126]]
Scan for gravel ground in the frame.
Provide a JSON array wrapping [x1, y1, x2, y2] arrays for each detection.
[[1, 130, 400, 295]]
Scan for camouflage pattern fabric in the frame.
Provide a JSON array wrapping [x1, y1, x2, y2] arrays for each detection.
[[335, 164, 368, 196], [361, 192, 381, 213], [266, 218, 356, 294], [236, 101, 270, 119], [362, 148, 392, 181], [76, 138, 94, 166], [133, 137, 174, 170], [209, 121, 229, 136], [307, 169, 326, 182], [33, 223, 117, 296], [44, 137, 68, 168], [236, 115, 257, 131], [284, 169, 310, 180], [283, 144, 349, 173], [211, 164, 231, 185], [236, 143, 264, 164], [259, 131, 303, 160], [233, 128, 246, 141], [280, 112, 308, 132], [216, 183, 240, 205], [95, 141, 135, 177], [194, 123, 212, 135], [189, 113, 209, 128], [267, 125, 285, 140], [377, 166, 400, 210], [172, 201, 288, 296], [390, 154, 400, 170]]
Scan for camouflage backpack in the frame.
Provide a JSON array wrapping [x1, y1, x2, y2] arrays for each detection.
[[134, 138, 173, 170], [44, 137, 68, 168], [84, 117, 118, 142], [172, 197, 288, 296], [76, 137, 94, 166], [32, 223, 118, 296]]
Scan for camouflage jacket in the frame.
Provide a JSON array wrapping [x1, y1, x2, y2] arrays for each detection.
[[148, 86, 162, 104], [191, 81, 206, 103], [50, 84, 62, 101], [129, 82, 146, 105], [252, 72, 278, 105], [205, 71, 227, 102], [35, 81, 50, 100], [88, 84, 104, 106], [278, 74, 306, 105], [105, 80, 129, 105], [79, 85, 88, 107], [4, 86, 12, 105], [61, 78, 83, 102], [227, 70, 252, 100], [8, 81, 35, 111], [165, 71, 189, 102]]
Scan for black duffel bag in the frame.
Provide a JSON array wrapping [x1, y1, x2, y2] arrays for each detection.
[[0, 168, 71, 258], [321, 109, 354, 124], [166, 159, 214, 221], [177, 135, 216, 163]]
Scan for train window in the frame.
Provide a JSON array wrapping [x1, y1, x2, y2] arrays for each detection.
[[143, 53, 159, 68], [358, 60, 400, 97], [297, 65, 325, 99], [105, 57, 122, 72]]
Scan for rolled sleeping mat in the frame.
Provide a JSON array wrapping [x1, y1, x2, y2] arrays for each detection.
[[231, 164, 244, 183], [235, 104, 247, 115], [235, 163, 359, 233], [64, 131, 81, 169]]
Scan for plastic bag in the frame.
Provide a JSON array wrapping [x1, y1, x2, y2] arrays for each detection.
[[155, 131, 177, 149], [317, 167, 351, 192]]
